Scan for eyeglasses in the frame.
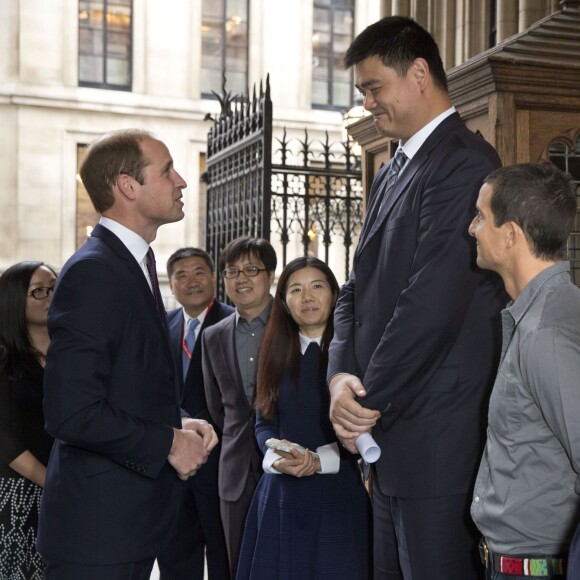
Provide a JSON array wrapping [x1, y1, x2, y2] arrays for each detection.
[[222, 266, 267, 279], [27, 286, 55, 300]]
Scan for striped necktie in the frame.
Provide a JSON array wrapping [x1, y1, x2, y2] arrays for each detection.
[[378, 147, 408, 211], [361, 148, 408, 239]]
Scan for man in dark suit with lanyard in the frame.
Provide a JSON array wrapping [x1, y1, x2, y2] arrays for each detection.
[[38, 129, 218, 580], [327, 17, 507, 579], [158, 247, 233, 580]]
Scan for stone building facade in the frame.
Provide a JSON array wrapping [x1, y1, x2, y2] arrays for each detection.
[[0, 0, 563, 294]]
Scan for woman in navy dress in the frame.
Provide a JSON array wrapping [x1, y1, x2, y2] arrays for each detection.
[[237, 257, 371, 580], [0, 261, 57, 580]]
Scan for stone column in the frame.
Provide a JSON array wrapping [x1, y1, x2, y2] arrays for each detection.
[[496, 0, 518, 42], [432, 0, 456, 69], [392, 0, 410, 17], [519, 0, 550, 31]]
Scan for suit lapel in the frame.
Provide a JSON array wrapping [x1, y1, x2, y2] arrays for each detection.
[[168, 310, 184, 385], [90, 224, 174, 367], [357, 113, 462, 257], [220, 315, 251, 412]]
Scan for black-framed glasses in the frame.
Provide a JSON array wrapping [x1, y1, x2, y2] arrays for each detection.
[[222, 266, 267, 279], [27, 286, 55, 300]]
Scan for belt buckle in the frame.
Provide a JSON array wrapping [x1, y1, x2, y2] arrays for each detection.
[[479, 538, 490, 569]]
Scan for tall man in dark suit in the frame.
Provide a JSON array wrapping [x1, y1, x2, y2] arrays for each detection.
[[202, 237, 277, 578], [38, 129, 218, 580], [327, 17, 507, 579], [158, 247, 233, 580]]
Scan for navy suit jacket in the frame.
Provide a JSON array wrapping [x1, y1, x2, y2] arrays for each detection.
[[202, 314, 263, 503], [328, 113, 508, 498], [38, 224, 181, 565], [167, 300, 234, 426], [167, 301, 233, 496]]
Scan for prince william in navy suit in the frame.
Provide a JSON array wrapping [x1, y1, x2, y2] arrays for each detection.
[[38, 130, 218, 580]]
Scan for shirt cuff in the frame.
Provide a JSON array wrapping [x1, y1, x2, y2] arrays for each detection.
[[262, 447, 283, 474], [316, 443, 340, 474]]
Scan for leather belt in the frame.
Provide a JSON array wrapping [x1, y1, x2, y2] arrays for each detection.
[[479, 538, 566, 577]]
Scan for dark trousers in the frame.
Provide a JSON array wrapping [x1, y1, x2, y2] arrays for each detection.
[[372, 476, 482, 579], [157, 461, 230, 580], [43, 557, 155, 580], [221, 470, 260, 579]]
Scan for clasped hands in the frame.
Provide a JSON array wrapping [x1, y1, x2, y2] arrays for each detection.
[[168, 418, 218, 481], [328, 374, 380, 454]]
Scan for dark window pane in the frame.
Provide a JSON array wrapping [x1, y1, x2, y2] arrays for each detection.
[[334, 9, 353, 34], [227, 70, 247, 95], [312, 79, 329, 105], [227, 0, 247, 19], [79, 28, 104, 55], [106, 4, 131, 31], [314, 7, 331, 30], [106, 57, 130, 85], [107, 31, 130, 58], [79, 55, 104, 83], [202, 0, 248, 97], [79, 0, 132, 90], [312, 0, 353, 109], [203, 1, 223, 19], [201, 67, 224, 94], [333, 81, 351, 107], [313, 56, 330, 79]]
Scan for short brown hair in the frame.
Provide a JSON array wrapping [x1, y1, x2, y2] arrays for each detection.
[[79, 129, 154, 213]]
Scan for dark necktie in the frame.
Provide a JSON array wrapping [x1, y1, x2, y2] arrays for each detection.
[[304, 341, 321, 357], [182, 318, 200, 378], [379, 147, 408, 211], [363, 148, 408, 234], [146, 247, 165, 319]]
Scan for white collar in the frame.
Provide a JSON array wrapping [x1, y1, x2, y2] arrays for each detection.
[[182, 305, 209, 328], [299, 333, 322, 354], [400, 106, 456, 161], [99, 216, 149, 266]]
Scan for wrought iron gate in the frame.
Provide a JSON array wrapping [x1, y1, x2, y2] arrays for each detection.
[[205, 76, 363, 301]]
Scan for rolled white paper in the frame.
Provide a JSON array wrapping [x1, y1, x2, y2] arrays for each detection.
[[355, 432, 381, 463]]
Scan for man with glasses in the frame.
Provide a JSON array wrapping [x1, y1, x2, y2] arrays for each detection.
[[202, 237, 277, 578]]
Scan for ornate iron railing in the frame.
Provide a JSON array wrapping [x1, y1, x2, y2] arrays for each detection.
[[205, 76, 363, 300]]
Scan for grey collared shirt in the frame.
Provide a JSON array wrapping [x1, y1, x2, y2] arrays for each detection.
[[235, 300, 272, 404], [471, 261, 580, 555]]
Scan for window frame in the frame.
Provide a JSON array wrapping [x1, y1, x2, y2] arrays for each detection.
[[78, 0, 133, 91], [201, 0, 249, 99], [312, 0, 355, 111]]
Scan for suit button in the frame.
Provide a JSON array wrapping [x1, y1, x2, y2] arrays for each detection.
[[355, 317, 361, 327]]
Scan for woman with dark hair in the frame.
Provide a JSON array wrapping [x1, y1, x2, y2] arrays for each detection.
[[0, 261, 57, 579], [236, 257, 371, 580]]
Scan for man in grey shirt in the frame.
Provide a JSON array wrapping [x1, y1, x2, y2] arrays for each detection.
[[468, 163, 580, 579], [202, 236, 276, 578]]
